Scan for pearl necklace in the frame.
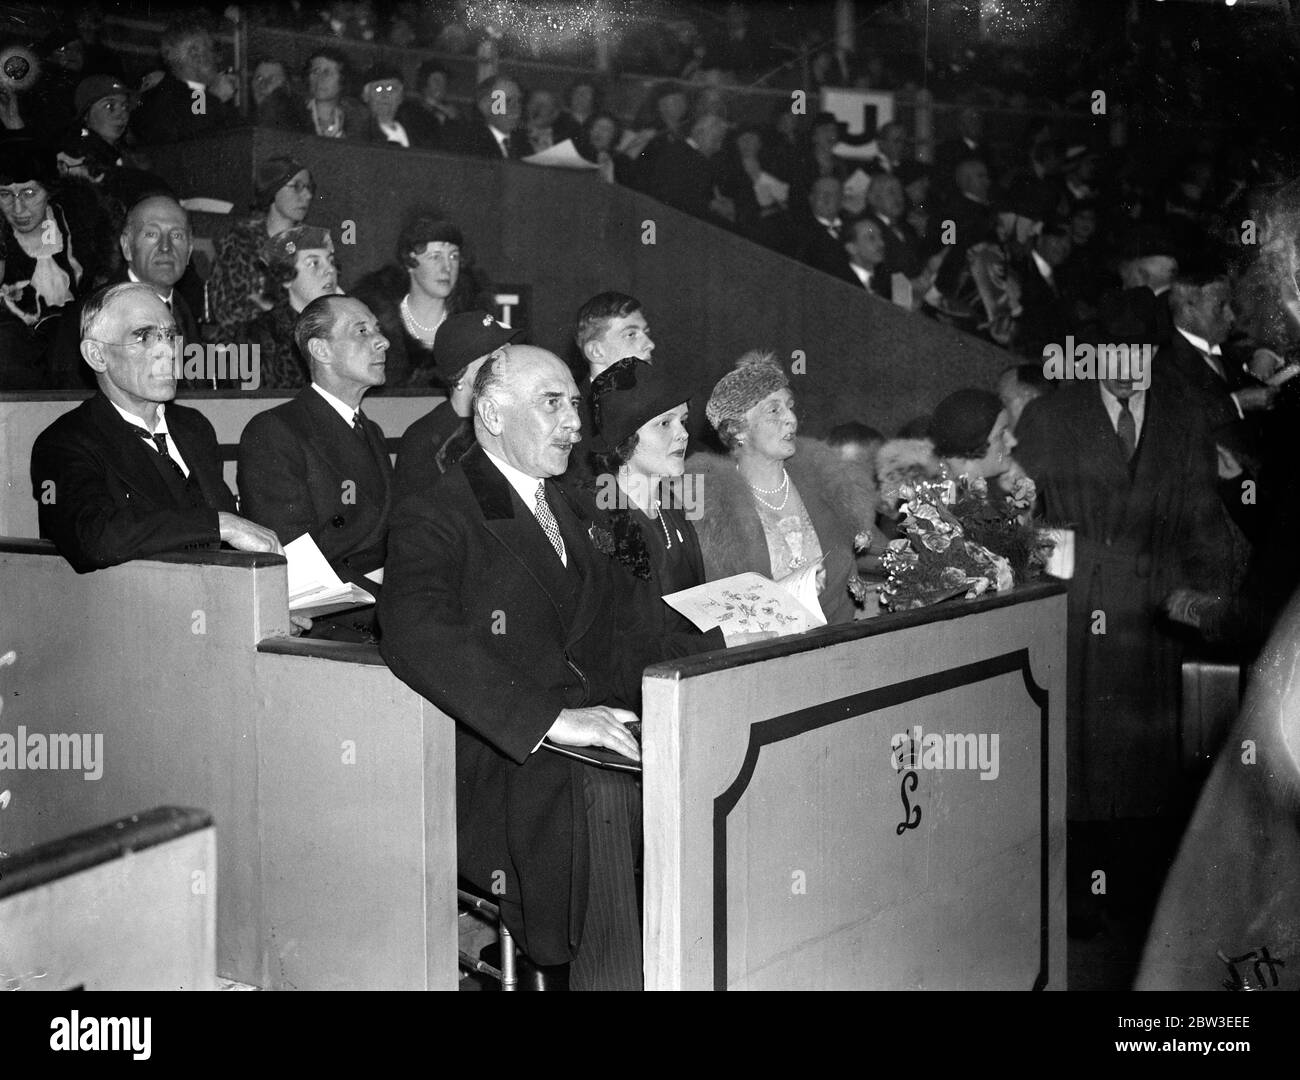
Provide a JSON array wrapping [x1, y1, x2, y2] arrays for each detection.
[[743, 467, 790, 511], [400, 295, 445, 341], [650, 502, 680, 550]]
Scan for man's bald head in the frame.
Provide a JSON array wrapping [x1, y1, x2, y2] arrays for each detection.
[[473, 345, 582, 478], [120, 194, 191, 291]]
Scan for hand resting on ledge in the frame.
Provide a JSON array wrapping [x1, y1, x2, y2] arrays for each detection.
[[218, 512, 284, 556], [548, 706, 641, 762]]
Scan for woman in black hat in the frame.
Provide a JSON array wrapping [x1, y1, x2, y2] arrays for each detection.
[[207, 155, 316, 342], [584, 357, 723, 645]]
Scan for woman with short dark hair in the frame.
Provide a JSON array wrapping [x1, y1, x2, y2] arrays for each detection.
[[352, 215, 489, 387]]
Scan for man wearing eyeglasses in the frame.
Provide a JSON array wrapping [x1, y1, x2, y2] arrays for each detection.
[[30, 281, 281, 573]]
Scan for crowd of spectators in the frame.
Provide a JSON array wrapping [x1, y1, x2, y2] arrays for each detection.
[[10, 0, 1300, 987]]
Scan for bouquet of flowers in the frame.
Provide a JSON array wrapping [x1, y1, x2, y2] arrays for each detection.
[[880, 473, 1050, 611]]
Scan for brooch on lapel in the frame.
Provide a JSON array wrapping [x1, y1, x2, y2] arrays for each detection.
[[588, 512, 652, 580], [588, 522, 616, 556]]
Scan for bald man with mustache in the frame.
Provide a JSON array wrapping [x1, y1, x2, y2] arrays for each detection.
[[380, 344, 689, 990]]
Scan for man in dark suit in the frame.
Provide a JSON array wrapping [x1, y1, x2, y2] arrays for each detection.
[[31, 282, 280, 573], [132, 16, 238, 145], [929, 158, 996, 308], [843, 218, 891, 298], [395, 310, 522, 500], [932, 107, 988, 199], [795, 177, 857, 284], [1014, 221, 1074, 361], [865, 173, 924, 280], [238, 295, 393, 635], [51, 193, 205, 389], [454, 74, 528, 159], [1015, 363, 1229, 940], [637, 114, 728, 224], [380, 344, 683, 990]]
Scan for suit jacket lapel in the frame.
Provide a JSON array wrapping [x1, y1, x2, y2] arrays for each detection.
[[87, 394, 184, 508], [463, 447, 579, 625]]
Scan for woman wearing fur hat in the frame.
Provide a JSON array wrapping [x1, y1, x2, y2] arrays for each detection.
[[686, 351, 878, 624], [207, 155, 316, 342], [584, 356, 724, 647]]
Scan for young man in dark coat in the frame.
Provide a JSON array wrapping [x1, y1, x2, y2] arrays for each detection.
[[31, 282, 279, 572]]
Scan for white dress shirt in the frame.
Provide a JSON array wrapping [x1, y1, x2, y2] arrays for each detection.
[[482, 447, 567, 566], [1175, 326, 1244, 419], [111, 400, 190, 477], [849, 262, 876, 291], [1099, 383, 1147, 446], [378, 120, 410, 148], [311, 382, 364, 427], [488, 125, 511, 157]]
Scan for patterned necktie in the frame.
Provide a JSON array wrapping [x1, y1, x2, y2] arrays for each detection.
[[133, 426, 187, 480], [351, 409, 369, 443], [534, 481, 567, 564], [1116, 398, 1137, 462]]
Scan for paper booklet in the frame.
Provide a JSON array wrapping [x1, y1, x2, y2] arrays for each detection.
[[663, 560, 827, 639], [285, 534, 375, 618], [521, 138, 599, 170]]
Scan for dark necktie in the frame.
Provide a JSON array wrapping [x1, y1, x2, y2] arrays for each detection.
[[1116, 399, 1137, 462], [351, 409, 369, 443], [534, 481, 567, 564], [133, 426, 187, 481]]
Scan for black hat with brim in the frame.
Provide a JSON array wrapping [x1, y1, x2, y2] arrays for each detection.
[[589, 356, 695, 454]]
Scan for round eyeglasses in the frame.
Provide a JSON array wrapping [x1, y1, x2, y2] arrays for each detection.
[[86, 325, 180, 350]]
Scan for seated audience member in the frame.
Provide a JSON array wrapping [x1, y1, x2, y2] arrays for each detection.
[[1004, 139, 1069, 225], [789, 111, 850, 203], [866, 173, 925, 281], [403, 60, 461, 145], [132, 15, 238, 144], [357, 66, 431, 149], [353, 216, 485, 387], [998, 363, 1050, 430], [380, 344, 689, 990], [898, 160, 933, 242], [303, 47, 368, 140], [562, 78, 600, 131], [30, 282, 280, 572], [522, 88, 582, 154], [795, 177, 856, 284], [583, 357, 725, 645], [395, 310, 522, 497], [250, 57, 310, 131], [248, 226, 340, 389], [238, 295, 393, 640], [1014, 220, 1075, 360], [687, 352, 877, 624], [864, 121, 911, 178], [59, 75, 144, 182], [875, 389, 1025, 513], [50, 191, 201, 389], [208, 156, 316, 342], [844, 217, 891, 298], [929, 157, 996, 313], [569, 291, 655, 476], [456, 74, 527, 159], [636, 113, 729, 224], [0, 140, 105, 388], [932, 106, 988, 199], [717, 125, 794, 252], [577, 112, 630, 183]]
